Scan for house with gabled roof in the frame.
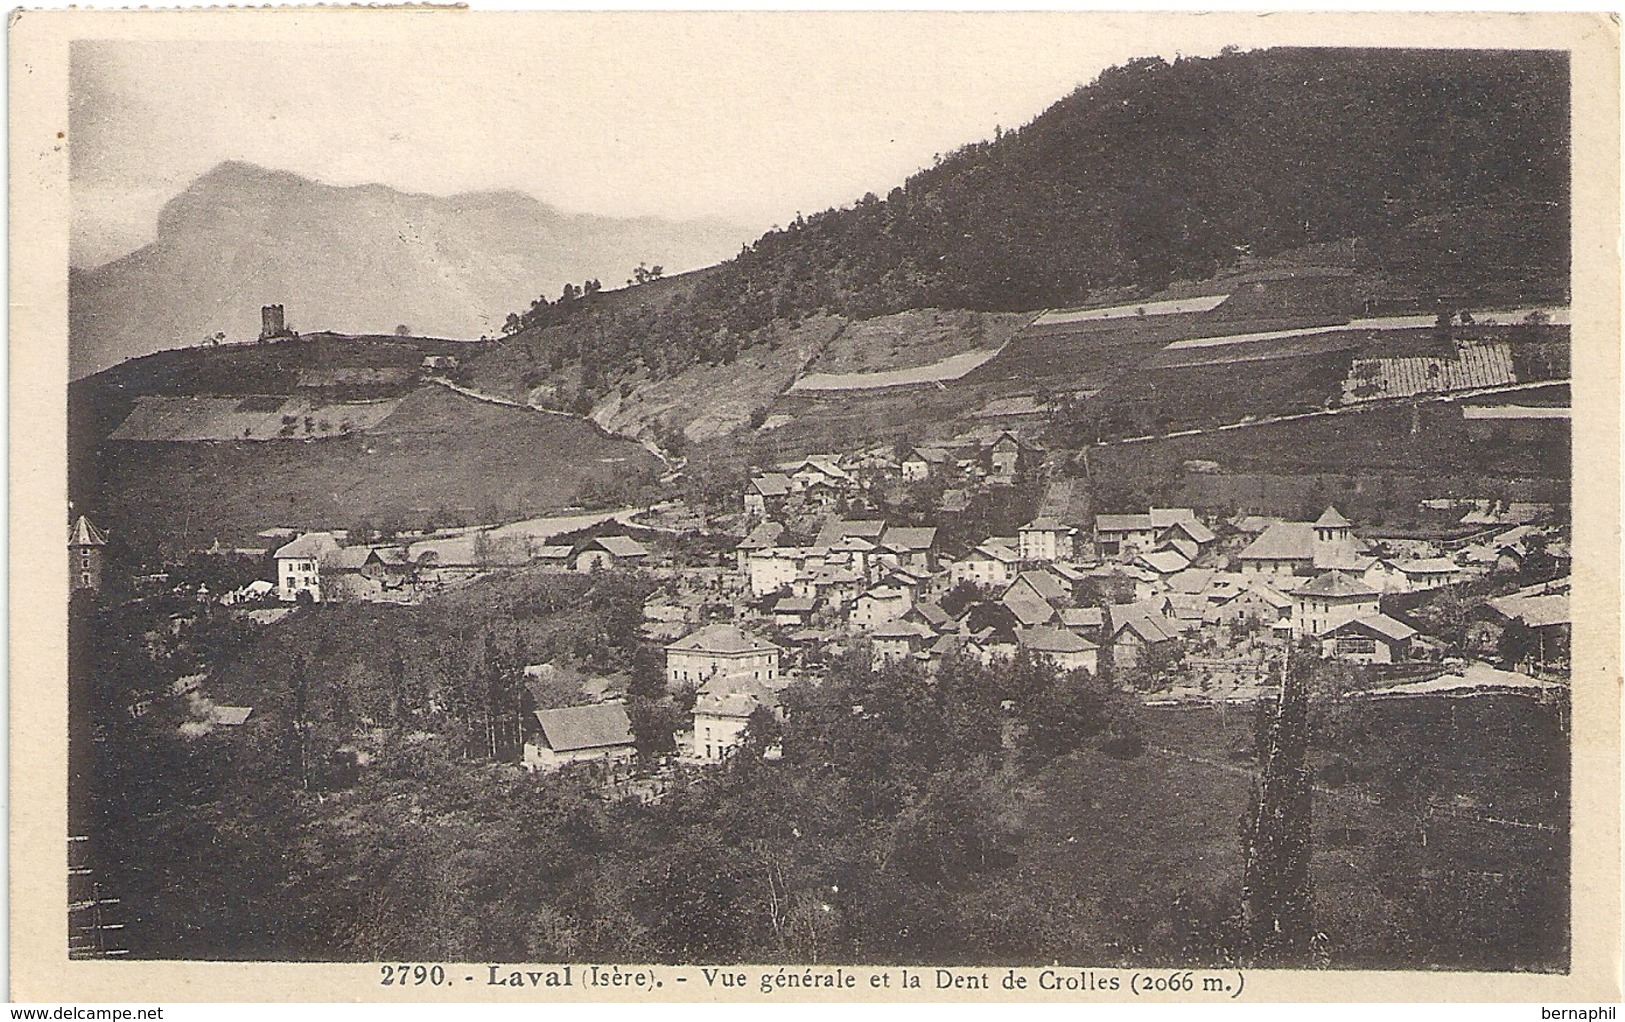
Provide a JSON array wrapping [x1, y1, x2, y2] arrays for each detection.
[[772, 593, 818, 628], [744, 473, 793, 518], [747, 545, 808, 598], [1010, 568, 1071, 604], [1019, 625, 1099, 673], [948, 540, 1021, 589], [1158, 515, 1216, 548], [1059, 605, 1105, 639], [781, 456, 853, 494], [1002, 584, 1057, 628], [814, 517, 889, 551], [871, 620, 935, 665], [736, 520, 785, 572], [1204, 581, 1293, 633], [989, 431, 1039, 482], [1095, 513, 1160, 561], [1318, 614, 1417, 664], [1136, 548, 1192, 579], [275, 531, 342, 602], [850, 585, 913, 631], [879, 525, 939, 571], [1482, 579, 1570, 670], [1382, 557, 1467, 593], [901, 446, 951, 482], [523, 701, 636, 772], [1109, 600, 1181, 670], [905, 599, 954, 633], [572, 535, 650, 573]]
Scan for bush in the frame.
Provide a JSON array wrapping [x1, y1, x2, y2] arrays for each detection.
[[1099, 732, 1146, 760]]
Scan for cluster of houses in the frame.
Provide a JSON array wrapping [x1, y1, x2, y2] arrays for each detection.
[[264, 529, 652, 603], [743, 434, 1041, 519], [518, 489, 1571, 772], [518, 622, 790, 773], [118, 424, 1567, 777]]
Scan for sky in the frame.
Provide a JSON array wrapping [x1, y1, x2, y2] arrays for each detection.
[[68, 15, 1240, 269]]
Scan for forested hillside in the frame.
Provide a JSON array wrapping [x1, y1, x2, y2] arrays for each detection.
[[484, 47, 1568, 408]]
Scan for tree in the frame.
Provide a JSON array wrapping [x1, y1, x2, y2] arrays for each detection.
[[632, 262, 665, 285], [1497, 617, 1539, 670], [1018, 666, 1112, 761], [395, 324, 411, 336], [627, 697, 683, 759]]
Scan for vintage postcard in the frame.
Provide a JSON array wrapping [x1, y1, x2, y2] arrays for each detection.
[[9, 8, 1620, 1005]]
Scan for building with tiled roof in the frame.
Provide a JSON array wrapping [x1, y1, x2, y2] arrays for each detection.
[[1318, 613, 1417, 664], [1109, 600, 1181, 670], [274, 531, 342, 602], [1018, 624, 1099, 673], [666, 623, 781, 689], [523, 701, 636, 772], [693, 675, 784, 762], [572, 535, 650, 573], [948, 540, 1022, 590], [1292, 569, 1380, 637], [1019, 517, 1078, 562]]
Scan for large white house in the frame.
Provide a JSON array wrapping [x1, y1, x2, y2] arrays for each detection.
[[692, 676, 783, 762], [1018, 517, 1077, 563], [948, 541, 1021, 589], [274, 532, 341, 602], [1291, 569, 1381, 637], [665, 623, 782, 689]]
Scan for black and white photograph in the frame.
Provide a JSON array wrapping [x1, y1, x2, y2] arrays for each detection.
[[11, 9, 1619, 1004]]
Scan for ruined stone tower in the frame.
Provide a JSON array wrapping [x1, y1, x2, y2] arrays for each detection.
[[260, 304, 287, 340]]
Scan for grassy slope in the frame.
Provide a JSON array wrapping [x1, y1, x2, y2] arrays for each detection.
[[89, 387, 657, 558], [1006, 700, 1566, 969]]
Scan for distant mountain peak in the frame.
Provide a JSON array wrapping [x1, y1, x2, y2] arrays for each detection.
[[71, 164, 750, 378]]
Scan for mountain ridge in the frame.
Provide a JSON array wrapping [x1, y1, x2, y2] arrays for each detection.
[[69, 161, 751, 378]]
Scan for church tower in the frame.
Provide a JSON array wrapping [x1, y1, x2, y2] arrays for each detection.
[[1312, 505, 1353, 562], [69, 514, 108, 593]]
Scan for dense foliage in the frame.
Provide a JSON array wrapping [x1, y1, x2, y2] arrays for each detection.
[[492, 47, 1568, 401], [72, 562, 1568, 968]]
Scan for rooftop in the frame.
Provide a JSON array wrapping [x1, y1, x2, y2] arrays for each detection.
[[69, 515, 108, 547], [1019, 625, 1098, 654], [534, 702, 634, 752], [1314, 506, 1352, 528], [275, 531, 341, 560], [667, 623, 781, 655], [1296, 570, 1380, 599]]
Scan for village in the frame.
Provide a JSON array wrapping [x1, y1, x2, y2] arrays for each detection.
[[69, 412, 1573, 790]]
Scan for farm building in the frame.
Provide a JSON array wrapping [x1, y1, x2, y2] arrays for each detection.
[[1018, 625, 1099, 674], [522, 702, 636, 773], [571, 535, 649, 573], [1318, 614, 1417, 664]]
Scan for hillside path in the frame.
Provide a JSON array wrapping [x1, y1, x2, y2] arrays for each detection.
[[424, 375, 674, 467]]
